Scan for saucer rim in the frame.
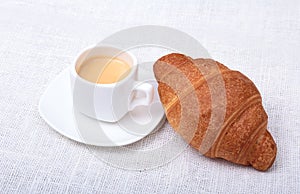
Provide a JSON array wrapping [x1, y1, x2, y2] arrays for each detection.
[[38, 68, 166, 147]]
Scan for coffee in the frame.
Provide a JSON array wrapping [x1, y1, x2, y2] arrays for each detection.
[[77, 56, 131, 84]]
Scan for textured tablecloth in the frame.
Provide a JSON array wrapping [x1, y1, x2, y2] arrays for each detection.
[[0, 0, 299, 193]]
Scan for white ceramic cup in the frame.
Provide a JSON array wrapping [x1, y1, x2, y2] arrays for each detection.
[[70, 45, 154, 122]]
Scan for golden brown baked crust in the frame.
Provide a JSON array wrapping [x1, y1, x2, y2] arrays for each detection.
[[153, 53, 277, 171]]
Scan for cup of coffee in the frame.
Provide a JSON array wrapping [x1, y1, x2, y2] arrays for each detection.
[[70, 45, 154, 122]]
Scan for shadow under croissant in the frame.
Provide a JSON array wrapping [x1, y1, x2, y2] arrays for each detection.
[[196, 147, 277, 172], [203, 129, 277, 171], [202, 157, 273, 172], [244, 130, 277, 171]]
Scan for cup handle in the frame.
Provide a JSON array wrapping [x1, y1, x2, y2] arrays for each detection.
[[129, 82, 154, 111]]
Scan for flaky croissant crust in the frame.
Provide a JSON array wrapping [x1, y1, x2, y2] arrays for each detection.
[[154, 53, 277, 171]]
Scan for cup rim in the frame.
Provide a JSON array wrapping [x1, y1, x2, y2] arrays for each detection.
[[71, 44, 137, 88]]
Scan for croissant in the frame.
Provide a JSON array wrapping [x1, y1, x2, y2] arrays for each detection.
[[153, 53, 277, 171]]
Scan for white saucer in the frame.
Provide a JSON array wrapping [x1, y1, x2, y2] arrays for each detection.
[[39, 65, 166, 146]]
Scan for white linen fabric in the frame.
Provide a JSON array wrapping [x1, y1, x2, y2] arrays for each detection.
[[0, 0, 299, 193]]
